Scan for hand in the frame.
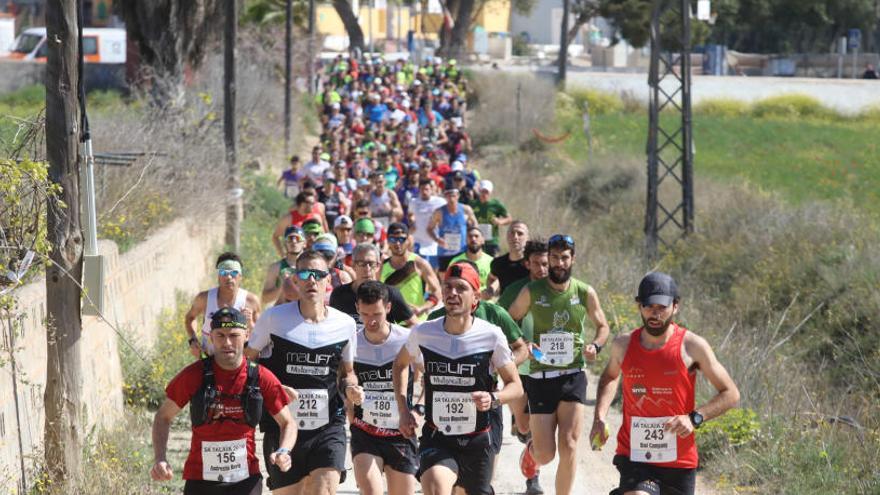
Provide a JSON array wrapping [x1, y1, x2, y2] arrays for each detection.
[[282, 385, 299, 402], [188, 340, 202, 358], [583, 343, 599, 362], [589, 418, 611, 451], [345, 384, 365, 406], [436, 238, 448, 249], [471, 391, 492, 412], [269, 451, 292, 472], [398, 407, 418, 438], [242, 307, 254, 326], [664, 415, 695, 438], [150, 461, 174, 481]]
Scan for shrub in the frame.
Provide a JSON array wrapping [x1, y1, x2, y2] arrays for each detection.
[[751, 94, 836, 120], [566, 87, 624, 116], [694, 98, 750, 117]]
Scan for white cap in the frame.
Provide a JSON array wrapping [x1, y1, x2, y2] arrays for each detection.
[[451, 161, 464, 171], [401, 99, 411, 109], [334, 215, 353, 228], [479, 180, 493, 193], [413, 80, 422, 86]]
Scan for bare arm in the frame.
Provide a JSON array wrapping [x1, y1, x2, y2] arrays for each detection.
[[472, 362, 523, 411], [261, 262, 282, 306], [244, 294, 262, 331], [393, 346, 418, 437], [415, 256, 442, 312], [687, 334, 741, 421], [427, 209, 444, 246], [150, 398, 182, 481], [272, 216, 289, 257], [184, 292, 207, 358], [463, 205, 478, 227], [507, 286, 531, 323], [582, 286, 611, 362], [509, 337, 529, 366], [389, 193, 404, 222]]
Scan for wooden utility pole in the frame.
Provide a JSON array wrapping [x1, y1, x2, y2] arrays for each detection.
[[308, 0, 316, 94], [44, 0, 84, 489], [284, 0, 293, 156], [224, 0, 240, 252], [558, 0, 569, 86]]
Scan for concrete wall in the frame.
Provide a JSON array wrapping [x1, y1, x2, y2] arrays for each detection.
[[0, 215, 223, 490]]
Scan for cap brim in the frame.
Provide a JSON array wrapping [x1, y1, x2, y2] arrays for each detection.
[[640, 295, 674, 306]]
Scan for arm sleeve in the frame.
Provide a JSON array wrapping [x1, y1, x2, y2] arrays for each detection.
[[389, 286, 415, 322], [248, 309, 272, 351], [165, 364, 201, 409], [259, 367, 291, 416], [490, 328, 514, 370]]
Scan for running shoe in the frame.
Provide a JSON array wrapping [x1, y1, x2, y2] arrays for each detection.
[[525, 475, 544, 495], [520, 440, 539, 479]]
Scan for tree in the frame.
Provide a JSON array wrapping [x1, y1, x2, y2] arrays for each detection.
[[557, 0, 600, 64], [330, 0, 366, 53], [119, 0, 224, 104], [44, 0, 84, 490]]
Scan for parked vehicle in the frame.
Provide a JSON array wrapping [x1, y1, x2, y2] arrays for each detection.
[[4, 27, 125, 64]]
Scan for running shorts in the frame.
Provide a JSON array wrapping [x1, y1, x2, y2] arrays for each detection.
[[350, 426, 419, 475], [523, 370, 587, 414], [488, 406, 503, 454], [262, 422, 347, 489], [417, 426, 495, 495], [183, 474, 262, 495], [613, 455, 697, 495]]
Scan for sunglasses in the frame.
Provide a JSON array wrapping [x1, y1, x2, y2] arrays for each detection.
[[286, 234, 305, 242], [218, 269, 240, 277], [548, 234, 575, 248], [388, 236, 408, 244], [294, 268, 330, 281], [354, 260, 378, 268]]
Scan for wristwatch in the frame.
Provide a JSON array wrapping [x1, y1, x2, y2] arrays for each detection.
[[489, 392, 501, 409], [274, 448, 290, 456], [591, 342, 603, 354], [412, 404, 426, 416], [688, 410, 704, 429], [187, 336, 199, 346]]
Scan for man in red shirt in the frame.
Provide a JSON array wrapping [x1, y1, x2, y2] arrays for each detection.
[[151, 307, 297, 494], [590, 272, 740, 495]]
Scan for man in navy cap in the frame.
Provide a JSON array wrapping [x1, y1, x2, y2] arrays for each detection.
[[590, 272, 740, 495]]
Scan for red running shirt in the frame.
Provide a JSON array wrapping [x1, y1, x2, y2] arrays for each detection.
[[165, 358, 290, 480], [616, 324, 699, 469]]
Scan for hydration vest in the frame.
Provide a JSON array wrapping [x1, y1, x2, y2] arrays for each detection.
[[191, 358, 263, 428]]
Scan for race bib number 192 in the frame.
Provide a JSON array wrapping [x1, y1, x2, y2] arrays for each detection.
[[629, 416, 677, 463], [432, 391, 477, 435]]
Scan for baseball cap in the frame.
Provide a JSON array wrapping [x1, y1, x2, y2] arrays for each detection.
[[302, 221, 324, 235], [636, 272, 679, 307], [451, 161, 464, 172], [445, 262, 481, 292], [284, 225, 304, 238], [452, 170, 465, 180], [210, 307, 248, 330], [334, 215, 353, 229], [354, 218, 376, 234], [315, 233, 338, 250], [478, 180, 493, 193], [387, 222, 409, 236], [319, 152, 331, 161]]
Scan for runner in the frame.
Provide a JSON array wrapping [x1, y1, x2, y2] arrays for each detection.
[[350, 281, 419, 495], [261, 226, 306, 306], [369, 170, 404, 226], [381, 222, 442, 319], [496, 239, 550, 494], [333, 215, 356, 259], [448, 226, 494, 293], [591, 272, 741, 495], [392, 262, 523, 495], [185, 252, 261, 358], [408, 179, 446, 269], [508, 234, 610, 495], [151, 307, 296, 495], [469, 180, 511, 257], [272, 192, 326, 256], [304, 146, 331, 185], [278, 155, 305, 199], [245, 250, 363, 495], [489, 220, 530, 295], [329, 243, 420, 327], [427, 184, 477, 271]]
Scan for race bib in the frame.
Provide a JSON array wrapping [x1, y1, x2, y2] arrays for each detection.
[[539, 332, 575, 366], [362, 390, 400, 429], [285, 184, 300, 198], [290, 389, 330, 430], [443, 232, 462, 251], [629, 416, 677, 463], [432, 391, 477, 435], [201, 439, 248, 482], [477, 223, 493, 241]]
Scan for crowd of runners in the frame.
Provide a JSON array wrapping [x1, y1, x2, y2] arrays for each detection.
[[150, 55, 741, 495]]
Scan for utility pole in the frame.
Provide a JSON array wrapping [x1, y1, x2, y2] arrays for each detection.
[[224, 0, 240, 252], [284, 0, 293, 156], [44, 0, 84, 490], [557, 0, 569, 86], [308, 0, 316, 94], [645, 0, 694, 258]]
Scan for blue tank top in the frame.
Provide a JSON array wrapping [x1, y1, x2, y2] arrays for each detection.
[[438, 203, 467, 256]]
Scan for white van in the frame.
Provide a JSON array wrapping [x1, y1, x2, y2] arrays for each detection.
[[5, 27, 125, 64]]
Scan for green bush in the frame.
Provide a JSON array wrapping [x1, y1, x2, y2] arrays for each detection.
[[512, 33, 530, 56], [751, 94, 836, 120], [694, 98, 750, 117], [565, 88, 624, 116], [0, 84, 45, 108]]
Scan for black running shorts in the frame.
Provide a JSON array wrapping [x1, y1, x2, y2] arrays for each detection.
[[350, 426, 419, 475], [417, 427, 496, 495], [183, 474, 262, 495], [523, 370, 587, 414], [613, 455, 697, 495], [262, 422, 347, 489], [488, 406, 503, 454]]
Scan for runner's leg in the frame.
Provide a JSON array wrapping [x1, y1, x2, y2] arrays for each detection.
[[420, 465, 457, 495], [554, 400, 585, 495], [353, 453, 386, 495], [528, 412, 558, 465], [510, 392, 531, 436], [384, 467, 417, 495], [304, 468, 340, 495]]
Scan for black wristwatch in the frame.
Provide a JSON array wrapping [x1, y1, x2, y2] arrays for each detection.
[[187, 336, 199, 346], [688, 410, 704, 429], [489, 392, 501, 409], [412, 404, 426, 416], [591, 342, 603, 354]]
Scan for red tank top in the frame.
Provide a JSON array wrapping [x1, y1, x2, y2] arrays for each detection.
[[289, 208, 318, 227], [616, 324, 698, 469]]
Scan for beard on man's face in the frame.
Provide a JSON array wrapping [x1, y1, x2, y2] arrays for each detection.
[[641, 313, 674, 336], [548, 266, 571, 284]]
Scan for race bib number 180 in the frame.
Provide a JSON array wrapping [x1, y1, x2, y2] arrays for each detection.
[[629, 416, 677, 463], [363, 391, 400, 429], [201, 439, 248, 482]]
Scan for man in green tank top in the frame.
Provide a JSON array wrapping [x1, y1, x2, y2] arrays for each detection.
[[449, 226, 494, 293], [507, 234, 610, 495], [380, 222, 442, 319]]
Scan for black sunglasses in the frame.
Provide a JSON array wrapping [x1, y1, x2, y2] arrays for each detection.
[[294, 268, 330, 281]]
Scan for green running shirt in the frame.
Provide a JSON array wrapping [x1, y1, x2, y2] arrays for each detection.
[[527, 277, 591, 372]]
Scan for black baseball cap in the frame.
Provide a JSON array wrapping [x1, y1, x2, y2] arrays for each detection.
[[387, 222, 409, 235], [210, 307, 248, 330], [636, 272, 678, 306]]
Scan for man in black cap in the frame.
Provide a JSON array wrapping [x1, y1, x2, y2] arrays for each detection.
[[590, 272, 740, 495]]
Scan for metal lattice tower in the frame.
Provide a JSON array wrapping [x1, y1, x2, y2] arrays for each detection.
[[645, 0, 695, 258]]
